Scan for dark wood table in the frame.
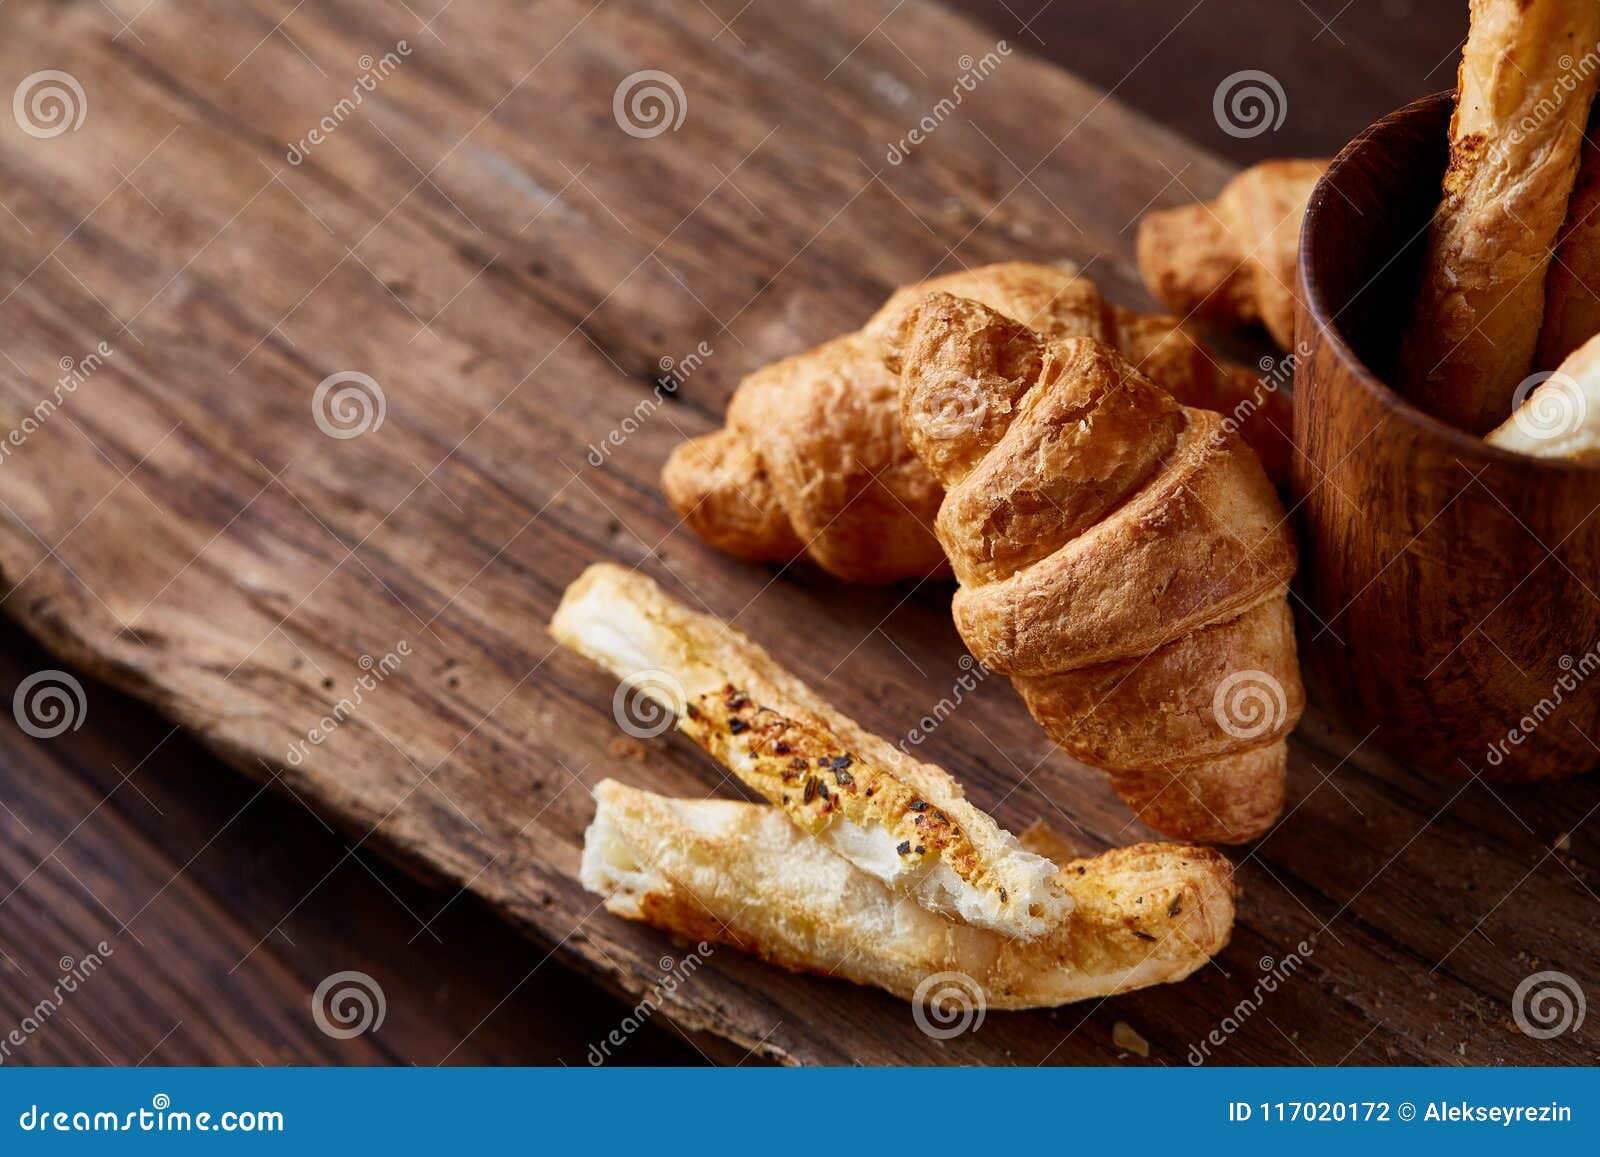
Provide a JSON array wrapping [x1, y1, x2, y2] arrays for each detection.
[[13, 0, 1587, 1069]]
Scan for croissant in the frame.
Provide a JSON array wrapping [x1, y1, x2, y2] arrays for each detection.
[[662, 263, 1293, 585], [1486, 331, 1600, 460], [551, 563, 1069, 938], [1538, 132, 1600, 369], [1136, 158, 1326, 351], [1395, 0, 1600, 433], [583, 778, 1236, 1008], [886, 293, 1304, 843]]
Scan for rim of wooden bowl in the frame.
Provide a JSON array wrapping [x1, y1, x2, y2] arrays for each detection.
[[1297, 89, 1600, 475]]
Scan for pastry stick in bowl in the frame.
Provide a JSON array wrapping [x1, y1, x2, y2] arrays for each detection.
[[550, 563, 1068, 939], [1486, 331, 1600, 461], [582, 779, 1235, 1009]]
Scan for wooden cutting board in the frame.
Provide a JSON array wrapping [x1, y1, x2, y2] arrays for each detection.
[[1, 0, 1595, 1065]]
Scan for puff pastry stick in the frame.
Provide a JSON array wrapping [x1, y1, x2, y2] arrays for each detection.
[[1486, 330, 1600, 460], [661, 263, 1293, 586], [1538, 132, 1600, 369], [550, 563, 1068, 938], [1136, 158, 1326, 350], [887, 294, 1303, 844], [582, 779, 1235, 1009], [1396, 0, 1600, 433]]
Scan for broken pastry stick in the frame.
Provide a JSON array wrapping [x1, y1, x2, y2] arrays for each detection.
[[550, 563, 1068, 939], [1485, 331, 1600, 461], [581, 779, 1236, 1008]]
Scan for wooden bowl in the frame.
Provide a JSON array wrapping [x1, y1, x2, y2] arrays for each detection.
[[1294, 91, 1600, 782]]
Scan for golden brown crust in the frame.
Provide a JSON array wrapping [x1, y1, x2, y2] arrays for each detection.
[[1538, 132, 1600, 369], [582, 779, 1236, 1008], [893, 293, 1302, 843], [550, 563, 1069, 937], [1136, 159, 1326, 350], [1396, 0, 1600, 433], [663, 264, 1293, 586]]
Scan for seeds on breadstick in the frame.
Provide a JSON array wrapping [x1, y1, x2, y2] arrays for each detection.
[[1395, 0, 1600, 434], [582, 778, 1236, 1009], [549, 562, 1069, 939]]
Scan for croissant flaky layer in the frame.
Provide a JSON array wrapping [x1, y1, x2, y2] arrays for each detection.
[[662, 262, 1293, 585], [889, 293, 1303, 843], [1136, 159, 1326, 351], [582, 779, 1236, 1009]]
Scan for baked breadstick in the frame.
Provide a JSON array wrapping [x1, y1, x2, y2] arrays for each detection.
[[1486, 330, 1600, 459], [1396, 0, 1600, 433], [550, 563, 1068, 938], [1538, 133, 1600, 368], [582, 779, 1235, 1009], [1136, 158, 1326, 350]]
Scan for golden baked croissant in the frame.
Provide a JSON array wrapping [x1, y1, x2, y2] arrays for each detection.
[[1486, 331, 1600, 460], [583, 779, 1235, 1008], [1539, 133, 1600, 369], [1395, 0, 1600, 434], [886, 293, 1304, 843], [662, 262, 1293, 585], [1136, 158, 1326, 350]]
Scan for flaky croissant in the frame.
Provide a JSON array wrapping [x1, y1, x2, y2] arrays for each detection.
[[886, 293, 1304, 843], [662, 263, 1293, 585], [1136, 159, 1326, 351]]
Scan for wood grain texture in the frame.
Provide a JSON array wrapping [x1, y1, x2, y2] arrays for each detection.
[[1297, 93, 1600, 783], [0, 0, 1595, 1065]]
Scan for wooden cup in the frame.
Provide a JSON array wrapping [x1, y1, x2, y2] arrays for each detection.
[[1294, 91, 1600, 782]]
